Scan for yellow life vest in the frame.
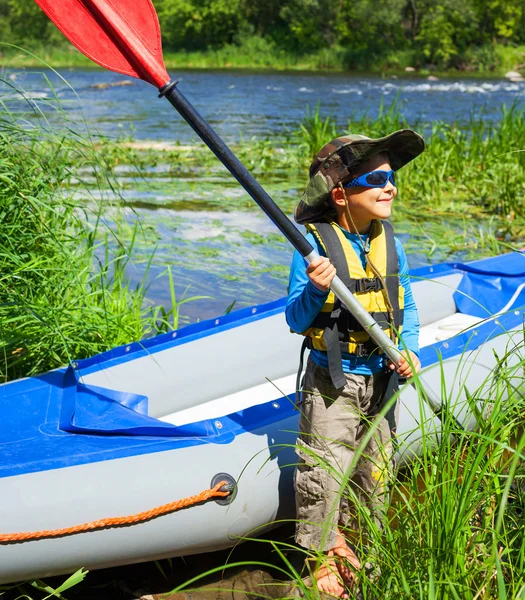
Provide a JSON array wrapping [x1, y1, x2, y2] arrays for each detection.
[[302, 219, 405, 359]]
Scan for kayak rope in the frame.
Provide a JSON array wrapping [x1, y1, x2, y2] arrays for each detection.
[[0, 480, 231, 544]]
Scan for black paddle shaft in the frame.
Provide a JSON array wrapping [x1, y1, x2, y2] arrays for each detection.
[[159, 81, 313, 258]]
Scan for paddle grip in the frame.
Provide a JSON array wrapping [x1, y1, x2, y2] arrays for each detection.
[[161, 83, 313, 258]]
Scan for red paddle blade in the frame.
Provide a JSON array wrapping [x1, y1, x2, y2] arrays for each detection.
[[33, 0, 170, 88]]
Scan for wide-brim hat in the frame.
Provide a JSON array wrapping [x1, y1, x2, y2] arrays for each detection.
[[295, 129, 425, 224]]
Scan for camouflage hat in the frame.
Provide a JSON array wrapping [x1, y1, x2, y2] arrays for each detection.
[[295, 129, 425, 224]]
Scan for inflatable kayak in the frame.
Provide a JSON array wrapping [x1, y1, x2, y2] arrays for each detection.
[[0, 251, 523, 583]]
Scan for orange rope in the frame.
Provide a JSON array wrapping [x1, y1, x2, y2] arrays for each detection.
[[0, 480, 230, 543]]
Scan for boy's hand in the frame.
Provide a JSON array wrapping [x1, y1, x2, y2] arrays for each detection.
[[388, 350, 421, 378], [306, 257, 336, 293]]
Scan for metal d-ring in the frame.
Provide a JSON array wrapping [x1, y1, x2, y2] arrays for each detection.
[[211, 472, 237, 506]]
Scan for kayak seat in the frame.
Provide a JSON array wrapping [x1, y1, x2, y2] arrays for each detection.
[[418, 312, 481, 348], [412, 273, 463, 328]]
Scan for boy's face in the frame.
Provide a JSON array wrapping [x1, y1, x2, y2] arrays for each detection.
[[345, 152, 396, 221], [331, 152, 397, 229]]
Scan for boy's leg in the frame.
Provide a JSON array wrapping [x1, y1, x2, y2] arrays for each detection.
[[346, 416, 394, 530], [294, 357, 366, 552], [338, 371, 398, 580]]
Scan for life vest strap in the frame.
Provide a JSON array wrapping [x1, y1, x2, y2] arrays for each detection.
[[322, 322, 347, 389], [383, 220, 401, 323], [296, 337, 383, 397], [354, 277, 383, 293], [312, 309, 405, 333], [294, 337, 310, 409]]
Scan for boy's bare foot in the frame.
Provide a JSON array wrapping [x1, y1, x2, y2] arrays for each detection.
[[307, 550, 345, 598], [332, 531, 361, 590]]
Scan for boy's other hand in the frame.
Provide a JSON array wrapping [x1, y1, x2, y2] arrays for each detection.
[[388, 350, 421, 378], [306, 257, 336, 293]]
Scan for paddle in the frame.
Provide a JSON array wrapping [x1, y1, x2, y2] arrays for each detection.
[[33, 0, 462, 429]]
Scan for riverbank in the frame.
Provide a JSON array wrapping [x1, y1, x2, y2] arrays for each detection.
[[1, 42, 524, 79]]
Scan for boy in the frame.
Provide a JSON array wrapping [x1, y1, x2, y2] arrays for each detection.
[[286, 130, 424, 597]]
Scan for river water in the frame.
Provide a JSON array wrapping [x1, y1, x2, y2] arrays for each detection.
[[4, 68, 525, 140], [2, 68, 524, 323]]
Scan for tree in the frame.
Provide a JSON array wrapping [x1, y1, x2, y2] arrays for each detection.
[[5, 0, 62, 46], [335, 0, 406, 60], [473, 0, 525, 42], [279, 0, 342, 51], [415, 0, 479, 67], [155, 0, 244, 50]]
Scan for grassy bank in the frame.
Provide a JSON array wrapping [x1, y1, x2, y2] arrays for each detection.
[[0, 105, 181, 383], [1, 41, 524, 77]]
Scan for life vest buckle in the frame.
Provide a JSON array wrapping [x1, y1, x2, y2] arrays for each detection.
[[355, 277, 381, 293]]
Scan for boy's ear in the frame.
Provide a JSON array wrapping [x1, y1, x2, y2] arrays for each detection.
[[331, 185, 346, 206]]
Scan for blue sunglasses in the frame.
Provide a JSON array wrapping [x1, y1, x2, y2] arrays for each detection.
[[343, 169, 396, 189]]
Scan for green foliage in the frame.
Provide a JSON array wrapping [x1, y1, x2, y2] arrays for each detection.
[[155, 0, 244, 49], [478, 0, 525, 42], [279, 0, 341, 51], [1, 0, 525, 71], [0, 0, 65, 46], [336, 0, 407, 65], [0, 567, 88, 599], [416, 3, 473, 66]]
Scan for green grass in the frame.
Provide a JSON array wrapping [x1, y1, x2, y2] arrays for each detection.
[[1, 40, 524, 76], [0, 568, 89, 599], [0, 86, 197, 383]]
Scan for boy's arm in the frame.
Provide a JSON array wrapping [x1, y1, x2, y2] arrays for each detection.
[[285, 234, 329, 333], [395, 238, 420, 356]]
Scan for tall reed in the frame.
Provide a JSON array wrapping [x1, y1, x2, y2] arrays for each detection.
[[0, 83, 183, 383]]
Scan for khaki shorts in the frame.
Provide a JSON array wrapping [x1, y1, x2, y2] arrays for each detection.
[[294, 357, 398, 551]]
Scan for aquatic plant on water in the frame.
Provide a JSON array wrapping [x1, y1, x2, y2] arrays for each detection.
[[100, 98, 524, 270], [106, 97, 525, 228]]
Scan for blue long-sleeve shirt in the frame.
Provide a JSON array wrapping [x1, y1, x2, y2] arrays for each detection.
[[286, 227, 420, 375]]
